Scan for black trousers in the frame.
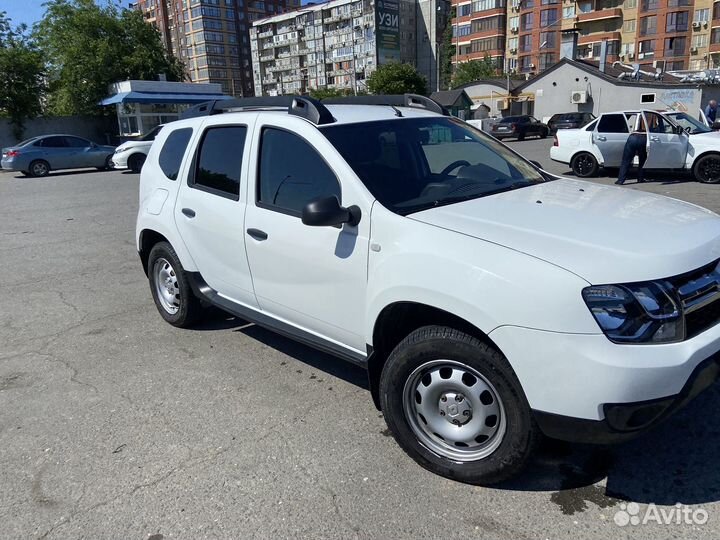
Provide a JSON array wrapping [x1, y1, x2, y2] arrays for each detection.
[[617, 133, 647, 184]]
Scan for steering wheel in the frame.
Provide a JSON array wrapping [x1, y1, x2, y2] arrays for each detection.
[[440, 160, 471, 177]]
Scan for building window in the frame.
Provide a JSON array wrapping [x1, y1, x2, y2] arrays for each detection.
[[640, 16, 656, 35], [667, 0, 690, 6], [638, 39, 655, 54], [712, 28, 720, 44], [509, 15, 519, 28], [508, 37, 518, 50], [521, 12, 534, 30], [507, 57, 518, 71], [577, 0, 592, 13], [539, 52, 555, 69], [664, 36, 687, 56], [640, 0, 658, 12], [519, 55, 534, 71], [540, 8, 558, 27], [692, 33, 708, 48], [690, 58, 704, 70], [621, 42, 635, 55], [666, 11, 689, 33], [459, 4, 472, 16], [695, 8, 709, 22], [562, 6, 575, 18], [539, 31, 556, 48], [714, 2, 720, 21], [519, 34, 533, 52], [623, 19, 636, 32], [625, 0, 637, 8]]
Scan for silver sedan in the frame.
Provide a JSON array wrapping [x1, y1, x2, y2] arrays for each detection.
[[1, 135, 116, 177]]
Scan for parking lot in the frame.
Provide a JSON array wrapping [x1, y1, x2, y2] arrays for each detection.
[[2, 141, 720, 539]]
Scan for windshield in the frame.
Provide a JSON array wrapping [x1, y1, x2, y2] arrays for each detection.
[[667, 112, 711, 134], [498, 116, 522, 123], [320, 117, 548, 215]]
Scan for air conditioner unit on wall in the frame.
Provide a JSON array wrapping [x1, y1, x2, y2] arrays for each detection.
[[511, 26, 519, 33], [496, 98, 509, 110], [692, 21, 701, 28], [691, 46, 698, 53], [571, 90, 587, 104], [628, 52, 635, 59]]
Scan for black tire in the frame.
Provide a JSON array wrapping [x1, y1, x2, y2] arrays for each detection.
[[379, 326, 539, 485], [28, 159, 50, 177], [128, 153, 146, 174], [517, 131, 526, 141], [570, 152, 598, 178], [97, 155, 113, 171], [693, 153, 720, 184], [147, 241, 202, 328]]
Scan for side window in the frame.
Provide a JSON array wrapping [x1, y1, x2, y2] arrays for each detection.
[[64, 136, 91, 148], [597, 114, 629, 133], [584, 119, 598, 131], [158, 128, 193, 181], [644, 112, 675, 134], [42, 136, 68, 148], [257, 128, 340, 215], [192, 126, 247, 198]]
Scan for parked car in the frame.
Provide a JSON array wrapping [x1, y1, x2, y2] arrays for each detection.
[[1, 135, 116, 177], [550, 109, 720, 182], [111, 125, 164, 173], [547, 112, 595, 134], [491, 115, 549, 140], [137, 95, 720, 485]]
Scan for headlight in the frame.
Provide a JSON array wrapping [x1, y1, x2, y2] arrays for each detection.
[[582, 281, 684, 344], [114, 146, 127, 154]]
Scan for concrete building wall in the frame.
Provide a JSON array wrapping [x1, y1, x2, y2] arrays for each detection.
[[416, 0, 450, 92]]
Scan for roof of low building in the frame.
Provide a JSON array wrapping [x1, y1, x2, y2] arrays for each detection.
[[454, 78, 524, 92], [429, 89, 473, 107]]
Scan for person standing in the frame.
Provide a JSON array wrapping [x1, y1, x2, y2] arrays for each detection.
[[615, 116, 648, 185], [705, 99, 718, 124]]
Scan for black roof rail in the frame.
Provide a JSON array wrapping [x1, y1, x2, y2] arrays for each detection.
[[179, 96, 336, 125], [321, 94, 448, 115]]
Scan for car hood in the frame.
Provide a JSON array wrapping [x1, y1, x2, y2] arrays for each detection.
[[115, 140, 150, 152], [410, 178, 720, 284]]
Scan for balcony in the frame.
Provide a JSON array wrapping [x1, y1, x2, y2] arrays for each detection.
[[576, 8, 623, 23], [578, 31, 621, 45], [710, 42, 720, 53]]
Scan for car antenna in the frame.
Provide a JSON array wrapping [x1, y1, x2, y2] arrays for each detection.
[[388, 104, 403, 117]]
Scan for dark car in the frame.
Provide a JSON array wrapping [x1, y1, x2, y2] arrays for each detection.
[[491, 115, 549, 141], [1, 134, 116, 177], [547, 112, 595, 134]]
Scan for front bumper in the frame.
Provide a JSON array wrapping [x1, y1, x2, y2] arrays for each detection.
[[489, 322, 720, 443], [111, 152, 130, 169]]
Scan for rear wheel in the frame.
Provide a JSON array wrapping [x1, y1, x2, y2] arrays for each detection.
[[97, 155, 113, 171], [128, 153, 146, 174], [28, 160, 50, 177], [517, 131, 526, 141], [571, 152, 598, 178], [148, 242, 202, 328], [693, 154, 720, 183], [380, 326, 538, 485]]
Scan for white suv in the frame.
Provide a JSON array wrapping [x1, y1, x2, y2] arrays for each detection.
[[137, 95, 720, 484], [550, 109, 720, 182]]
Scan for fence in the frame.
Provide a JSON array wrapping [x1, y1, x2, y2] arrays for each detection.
[[0, 115, 118, 149]]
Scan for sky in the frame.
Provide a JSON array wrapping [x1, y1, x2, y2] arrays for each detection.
[[2, 0, 122, 28]]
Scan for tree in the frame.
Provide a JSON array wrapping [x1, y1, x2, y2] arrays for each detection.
[[439, 7, 455, 91], [366, 63, 427, 95], [35, 0, 184, 115], [451, 56, 499, 89], [308, 87, 352, 100], [0, 13, 45, 140]]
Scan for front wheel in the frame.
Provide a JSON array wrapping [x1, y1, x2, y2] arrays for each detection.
[[380, 326, 538, 485], [571, 152, 598, 177], [148, 242, 202, 328], [693, 154, 720, 183], [128, 153, 146, 174]]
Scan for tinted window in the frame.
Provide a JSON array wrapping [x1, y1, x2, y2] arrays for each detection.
[[585, 119, 599, 131], [64, 136, 91, 148], [159, 128, 193, 181], [258, 128, 340, 214], [140, 125, 163, 142], [41, 136, 68, 148], [193, 126, 247, 198], [597, 114, 629, 133]]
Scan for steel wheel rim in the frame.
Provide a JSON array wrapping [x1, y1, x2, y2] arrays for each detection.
[[699, 157, 720, 182], [32, 162, 48, 176], [403, 359, 507, 462], [153, 257, 180, 314]]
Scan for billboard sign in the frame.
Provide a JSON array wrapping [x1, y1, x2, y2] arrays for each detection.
[[375, 0, 400, 64]]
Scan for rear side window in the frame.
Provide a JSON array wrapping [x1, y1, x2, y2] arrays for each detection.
[[192, 126, 247, 199], [597, 114, 629, 133], [257, 128, 340, 215], [159, 128, 193, 180], [40, 136, 68, 148]]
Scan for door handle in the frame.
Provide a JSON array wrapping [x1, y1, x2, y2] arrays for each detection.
[[596, 136, 607, 141], [650, 136, 661, 142], [181, 208, 196, 218], [246, 228, 268, 241]]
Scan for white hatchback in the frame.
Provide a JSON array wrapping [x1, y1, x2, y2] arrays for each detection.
[[550, 109, 720, 182]]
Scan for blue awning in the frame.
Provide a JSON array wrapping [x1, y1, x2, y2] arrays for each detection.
[[101, 91, 233, 105]]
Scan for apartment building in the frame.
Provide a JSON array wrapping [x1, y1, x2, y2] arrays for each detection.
[[249, 0, 450, 96], [451, 0, 720, 76], [134, 0, 300, 97]]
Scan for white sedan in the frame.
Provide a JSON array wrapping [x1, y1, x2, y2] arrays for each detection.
[[550, 109, 720, 183], [111, 125, 163, 173]]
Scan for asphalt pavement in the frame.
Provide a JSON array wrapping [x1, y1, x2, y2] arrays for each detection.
[[1, 148, 720, 539]]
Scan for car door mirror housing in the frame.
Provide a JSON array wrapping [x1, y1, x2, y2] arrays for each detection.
[[302, 195, 361, 227]]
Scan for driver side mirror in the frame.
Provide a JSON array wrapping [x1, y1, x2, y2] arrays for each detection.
[[301, 195, 361, 227]]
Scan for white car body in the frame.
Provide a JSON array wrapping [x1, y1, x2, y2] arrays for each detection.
[[550, 109, 720, 176], [137, 100, 720, 450], [112, 125, 164, 172]]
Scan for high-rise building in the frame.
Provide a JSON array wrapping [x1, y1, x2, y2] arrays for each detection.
[[133, 0, 301, 97], [452, 0, 720, 77], [249, 0, 450, 96]]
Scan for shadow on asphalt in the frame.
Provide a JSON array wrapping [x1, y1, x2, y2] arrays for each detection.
[[560, 168, 696, 185], [190, 307, 720, 511]]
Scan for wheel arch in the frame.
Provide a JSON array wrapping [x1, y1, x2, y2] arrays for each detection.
[[367, 301, 498, 410], [138, 229, 170, 276]]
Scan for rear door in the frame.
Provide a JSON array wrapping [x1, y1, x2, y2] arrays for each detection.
[[642, 111, 688, 169], [174, 115, 259, 308], [592, 113, 630, 167]]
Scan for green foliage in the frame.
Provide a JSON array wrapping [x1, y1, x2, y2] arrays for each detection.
[[308, 87, 354, 99], [35, 0, 184, 115], [366, 63, 427, 95], [451, 57, 499, 89], [439, 8, 455, 91], [0, 12, 45, 140]]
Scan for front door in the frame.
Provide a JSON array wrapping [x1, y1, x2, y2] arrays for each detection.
[[642, 111, 688, 169], [244, 118, 370, 354], [174, 117, 259, 308], [38, 136, 73, 169], [592, 113, 630, 167], [64, 136, 102, 168]]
